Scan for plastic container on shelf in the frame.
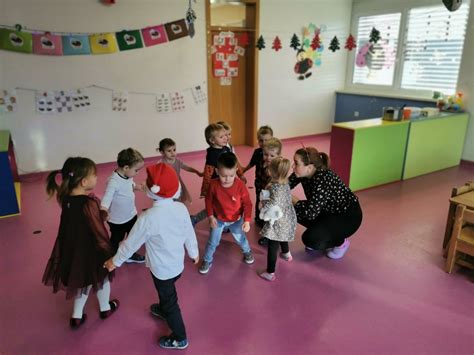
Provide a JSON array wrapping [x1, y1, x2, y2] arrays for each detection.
[[405, 107, 421, 119]]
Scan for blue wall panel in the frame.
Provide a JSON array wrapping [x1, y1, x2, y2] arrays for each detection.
[[335, 93, 437, 122]]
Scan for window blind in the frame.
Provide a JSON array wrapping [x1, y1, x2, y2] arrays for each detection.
[[352, 13, 401, 86], [401, 4, 470, 94]]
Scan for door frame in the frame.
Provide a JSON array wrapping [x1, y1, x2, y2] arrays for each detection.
[[205, 0, 260, 146]]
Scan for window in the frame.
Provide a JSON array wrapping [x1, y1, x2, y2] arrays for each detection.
[[350, 2, 470, 96], [352, 13, 401, 86], [401, 4, 470, 94]]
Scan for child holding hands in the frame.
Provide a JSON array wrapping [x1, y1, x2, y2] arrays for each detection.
[[101, 148, 145, 263], [258, 157, 297, 281], [157, 138, 203, 204], [43, 157, 119, 329], [243, 125, 274, 229], [199, 152, 254, 274], [104, 163, 199, 350]]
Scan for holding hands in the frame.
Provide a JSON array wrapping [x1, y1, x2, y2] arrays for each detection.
[[292, 195, 299, 205], [103, 258, 116, 272], [209, 216, 218, 229], [134, 182, 146, 192]]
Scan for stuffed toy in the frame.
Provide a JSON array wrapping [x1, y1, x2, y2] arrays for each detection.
[[259, 204, 283, 227]]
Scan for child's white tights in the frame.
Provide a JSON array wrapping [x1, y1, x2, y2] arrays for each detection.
[[72, 278, 111, 318]]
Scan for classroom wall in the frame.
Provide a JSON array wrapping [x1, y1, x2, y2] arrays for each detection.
[[0, 0, 353, 173], [258, 0, 353, 139], [0, 0, 209, 173]]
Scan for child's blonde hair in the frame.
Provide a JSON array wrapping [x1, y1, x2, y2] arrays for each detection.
[[216, 120, 231, 131], [263, 137, 282, 155], [204, 123, 225, 145], [257, 125, 273, 138], [268, 157, 291, 184]]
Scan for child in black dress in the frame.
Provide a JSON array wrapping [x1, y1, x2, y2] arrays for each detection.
[[43, 157, 119, 329]]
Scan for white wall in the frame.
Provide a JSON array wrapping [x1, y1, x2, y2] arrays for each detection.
[[0, 0, 353, 173], [0, 0, 209, 173], [457, 2, 474, 161], [258, 0, 353, 138]]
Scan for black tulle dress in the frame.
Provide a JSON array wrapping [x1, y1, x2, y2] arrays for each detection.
[[42, 194, 114, 299]]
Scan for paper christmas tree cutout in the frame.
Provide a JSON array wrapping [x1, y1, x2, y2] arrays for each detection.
[[345, 34, 356, 51], [310, 32, 321, 50], [329, 36, 340, 52], [369, 27, 381, 44], [290, 33, 301, 51], [256, 35, 265, 50], [272, 36, 282, 51]]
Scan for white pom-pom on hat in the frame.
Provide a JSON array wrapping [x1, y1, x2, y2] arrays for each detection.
[[146, 163, 179, 198]]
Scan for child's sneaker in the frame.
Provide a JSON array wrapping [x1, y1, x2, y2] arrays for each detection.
[[327, 239, 350, 259], [199, 261, 212, 274], [158, 336, 189, 350], [100, 299, 120, 319], [258, 270, 275, 281], [279, 252, 293, 262], [305, 245, 315, 251], [125, 253, 145, 263], [243, 252, 255, 264], [150, 303, 166, 321]]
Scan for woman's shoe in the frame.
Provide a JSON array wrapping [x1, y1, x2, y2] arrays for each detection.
[[327, 239, 350, 259]]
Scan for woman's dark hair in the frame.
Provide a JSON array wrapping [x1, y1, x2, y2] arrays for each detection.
[[295, 147, 329, 170], [46, 157, 97, 204], [158, 138, 176, 152], [117, 148, 144, 168], [217, 152, 237, 169]]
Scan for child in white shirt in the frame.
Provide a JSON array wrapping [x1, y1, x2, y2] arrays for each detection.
[[101, 148, 145, 263], [104, 163, 199, 350]]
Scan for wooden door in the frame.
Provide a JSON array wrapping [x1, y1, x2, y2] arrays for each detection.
[[206, 0, 259, 146]]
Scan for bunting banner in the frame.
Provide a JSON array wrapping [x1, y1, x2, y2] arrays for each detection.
[[0, 17, 189, 56], [62, 34, 91, 55], [0, 28, 32, 53], [32, 33, 63, 55], [89, 33, 118, 54]]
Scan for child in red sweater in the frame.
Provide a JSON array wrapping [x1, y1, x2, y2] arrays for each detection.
[[199, 152, 254, 274]]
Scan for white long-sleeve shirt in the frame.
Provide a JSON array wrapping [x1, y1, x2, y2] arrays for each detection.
[[101, 171, 137, 224], [112, 198, 199, 280]]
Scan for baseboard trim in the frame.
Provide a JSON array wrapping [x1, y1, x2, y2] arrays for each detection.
[[18, 132, 331, 180]]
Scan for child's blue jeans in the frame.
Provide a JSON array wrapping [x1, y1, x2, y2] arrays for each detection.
[[203, 217, 251, 263]]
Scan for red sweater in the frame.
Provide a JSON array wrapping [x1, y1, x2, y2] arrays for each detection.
[[205, 179, 252, 222]]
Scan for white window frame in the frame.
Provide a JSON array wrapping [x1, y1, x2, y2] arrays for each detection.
[[345, 0, 470, 99]]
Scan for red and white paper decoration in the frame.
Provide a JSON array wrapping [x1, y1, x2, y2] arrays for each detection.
[[212, 31, 245, 86]]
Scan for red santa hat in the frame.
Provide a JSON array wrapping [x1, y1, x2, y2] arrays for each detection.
[[146, 163, 179, 198]]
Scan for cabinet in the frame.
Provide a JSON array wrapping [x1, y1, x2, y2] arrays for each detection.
[[0, 130, 21, 217]]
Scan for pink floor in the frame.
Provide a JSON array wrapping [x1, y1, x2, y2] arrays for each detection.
[[1, 134, 474, 355]]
